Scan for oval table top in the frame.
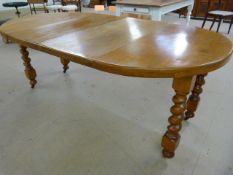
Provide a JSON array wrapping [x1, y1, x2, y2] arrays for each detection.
[[0, 13, 232, 78]]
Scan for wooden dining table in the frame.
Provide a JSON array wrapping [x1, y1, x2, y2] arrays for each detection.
[[0, 13, 232, 158]]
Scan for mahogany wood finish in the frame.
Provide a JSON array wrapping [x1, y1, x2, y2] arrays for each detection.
[[60, 58, 70, 73], [184, 74, 207, 120], [0, 13, 232, 158], [19, 45, 37, 88], [192, 0, 233, 18]]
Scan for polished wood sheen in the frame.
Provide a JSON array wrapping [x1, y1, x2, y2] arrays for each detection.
[[0, 13, 232, 158]]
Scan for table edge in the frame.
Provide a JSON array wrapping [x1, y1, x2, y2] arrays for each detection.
[[115, 0, 188, 7], [1, 30, 232, 78]]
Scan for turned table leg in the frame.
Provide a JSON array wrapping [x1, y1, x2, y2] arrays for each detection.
[[60, 58, 70, 73], [1, 34, 10, 44], [184, 74, 207, 120], [161, 76, 194, 158], [20, 45, 37, 88]]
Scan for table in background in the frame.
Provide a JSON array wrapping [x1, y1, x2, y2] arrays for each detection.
[[115, 0, 194, 25], [2, 2, 28, 18]]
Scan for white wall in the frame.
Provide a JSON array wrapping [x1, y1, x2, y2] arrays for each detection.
[[0, 0, 53, 11]]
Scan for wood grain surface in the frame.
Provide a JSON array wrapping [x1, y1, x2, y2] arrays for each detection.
[[0, 13, 232, 78]]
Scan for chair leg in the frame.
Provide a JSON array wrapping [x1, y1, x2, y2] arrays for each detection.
[[209, 17, 216, 31], [216, 17, 223, 33], [43, 4, 48, 13], [79, 1, 82, 12], [29, 4, 33, 15], [33, 4, 36, 14], [202, 14, 208, 28], [228, 17, 233, 34]]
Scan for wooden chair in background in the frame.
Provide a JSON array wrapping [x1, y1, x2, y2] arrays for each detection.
[[46, 0, 63, 12], [27, 0, 48, 14], [201, 0, 233, 34], [60, 0, 82, 12]]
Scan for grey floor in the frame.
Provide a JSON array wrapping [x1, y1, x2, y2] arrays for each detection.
[[0, 11, 233, 175]]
